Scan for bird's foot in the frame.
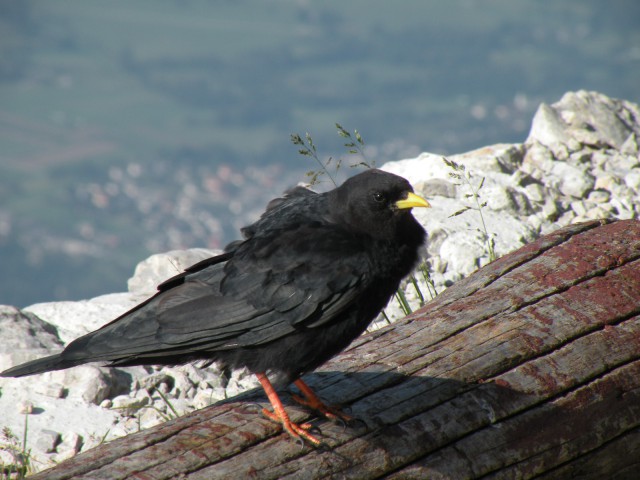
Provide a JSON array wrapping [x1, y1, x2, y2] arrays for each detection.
[[260, 407, 322, 446], [255, 372, 323, 446], [292, 379, 353, 426], [290, 393, 352, 425]]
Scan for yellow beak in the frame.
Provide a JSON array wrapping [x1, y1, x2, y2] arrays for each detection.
[[395, 191, 431, 210]]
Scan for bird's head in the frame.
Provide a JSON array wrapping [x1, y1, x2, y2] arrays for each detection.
[[328, 169, 430, 241]]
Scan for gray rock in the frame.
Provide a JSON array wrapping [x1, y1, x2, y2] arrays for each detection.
[[523, 183, 545, 203], [594, 173, 622, 192], [528, 91, 636, 152], [62, 365, 116, 405], [137, 372, 174, 393], [527, 103, 574, 157], [438, 230, 487, 278], [624, 170, 640, 191], [609, 198, 636, 220], [35, 429, 61, 454], [588, 189, 611, 204], [134, 388, 152, 401], [569, 150, 593, 165], [620, 132, 638, 155], [570, 200, 588, 217], [521, 142, 556, 177], [453, 143, 525, 173], [164, 369, 194, 399], [607, 155, 635, 179], [485, 185, 533, 215], [34, 382, 65, 399], [111, 394, 149, 416], [18, 400, 34, 414], [24, 293, 145, 345], [415, 178, 457, 198], [0, 449, 21, 471], [52, 432, 82, 463], [586, 205, 614, 220], [192, 389, 217, 409], [0, 305, 63, 372], [551, 162, 595, 198], [225, 368, 260, 398], [558, 91, 633, 149], [137, 405, 168, 430]]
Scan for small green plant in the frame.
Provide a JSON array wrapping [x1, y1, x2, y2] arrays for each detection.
[[392, 260, 438, 318], [0, 424, 32, 480], [98, 428, 111, 446], [125, 388, 182, 432], [153, 388, 180, 419], [335, 123, 375, 169], [395, 288, 412, 316], [290, 132, 339, 187], [418, 261, 438, 300], [291, 123, 375, 188], [443, 156, 496, 262]]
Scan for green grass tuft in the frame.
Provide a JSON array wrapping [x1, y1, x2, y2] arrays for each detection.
[[443, 156, 496, 262], [0, 423, 33, 480]]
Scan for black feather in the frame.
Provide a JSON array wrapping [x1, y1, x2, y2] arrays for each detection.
[[1, 169, 427, 387]]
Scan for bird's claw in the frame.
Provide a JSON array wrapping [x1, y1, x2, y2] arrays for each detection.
[[291, 393, 353, 426], [261, 408, 323, 446]]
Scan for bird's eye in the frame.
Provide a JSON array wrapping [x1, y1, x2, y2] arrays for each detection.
[[372, 192, 386, 203]]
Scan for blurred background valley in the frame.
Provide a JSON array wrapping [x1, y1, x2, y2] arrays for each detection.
[[1, 0, 638, 306]]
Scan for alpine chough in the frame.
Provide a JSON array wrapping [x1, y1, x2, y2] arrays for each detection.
[[1, 168, 430, 445]]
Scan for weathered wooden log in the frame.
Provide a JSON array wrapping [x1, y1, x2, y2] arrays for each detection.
[[30, 219, 640, 479]]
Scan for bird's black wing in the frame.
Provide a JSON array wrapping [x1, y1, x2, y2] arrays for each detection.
[[154, 250, 234, 292], [58, 220, 374, 364]]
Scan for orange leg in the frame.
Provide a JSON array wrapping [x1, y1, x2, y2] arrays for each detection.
[[292, 379, 353, 424], [255, 373, 321, 446]]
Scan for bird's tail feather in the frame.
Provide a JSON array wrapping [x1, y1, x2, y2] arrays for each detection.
[[0, 353, 82, 378]]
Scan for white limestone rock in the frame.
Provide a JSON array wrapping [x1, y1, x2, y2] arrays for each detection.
[[23, 293, 145, 344], [0, 305, 64, 372], [111, 394, 149, 416], [225, 367, 260, 398], [50, 432, 83, 463], [62, 365, 116, 405], [35, 429, 61, 454], [625, 170, 640, 191], [137, 405, 168, 430], [527, 90, 638, 152], [34, 382, 65, 399], [192, 388, 221, 409], [550, 161, 595, 198], [620, 132, 638, 155], [166, 369, 195, 400], [127, 248, 221, 294], [137, 372, 174, 393]]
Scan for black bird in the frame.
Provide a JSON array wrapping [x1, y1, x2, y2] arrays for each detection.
[[1, 168, 430, 445]]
